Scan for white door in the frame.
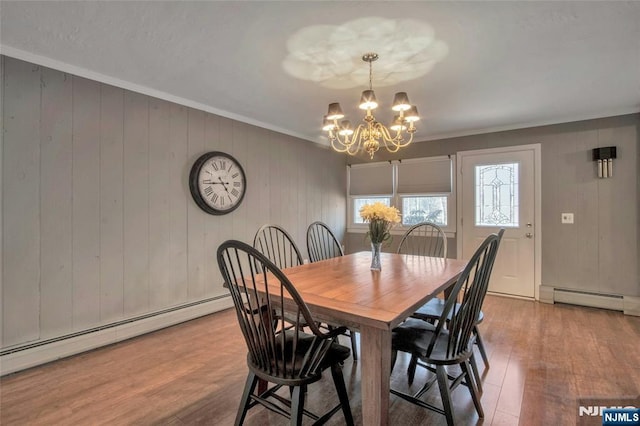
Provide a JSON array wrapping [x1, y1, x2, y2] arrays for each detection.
[[458, 145, 539, 298]]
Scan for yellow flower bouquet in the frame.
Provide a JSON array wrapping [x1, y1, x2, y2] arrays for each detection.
[[359, 202, 401, 244]]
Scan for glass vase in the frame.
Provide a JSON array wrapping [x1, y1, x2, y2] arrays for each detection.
[[370, 242, 382, 271]]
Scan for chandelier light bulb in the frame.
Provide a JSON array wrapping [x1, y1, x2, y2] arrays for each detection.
[[390, 116, 407, 132], [391, 92, 411, 112], [322, 115, 336, 131], [339, 120, 354, 136], [326, 103, 345, 120], [405, 106, 420, 122], [359, 90, 378, 110]]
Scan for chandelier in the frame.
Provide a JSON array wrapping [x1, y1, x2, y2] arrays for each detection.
[[322, 53, 420, 159]]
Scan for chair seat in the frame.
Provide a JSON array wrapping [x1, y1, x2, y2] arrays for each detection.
[[249, 330, 351, 381], [392, 318, 474, 365], [292, 331, 352, 367], [413, 298, 485, 324]]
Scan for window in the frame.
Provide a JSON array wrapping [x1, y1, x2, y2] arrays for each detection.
[[348, 156, 456, 233], [353, 198, 391, 224], [401, 196, 448, 226]]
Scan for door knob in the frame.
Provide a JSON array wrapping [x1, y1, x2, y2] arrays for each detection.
[[526, 232, 533, 238]]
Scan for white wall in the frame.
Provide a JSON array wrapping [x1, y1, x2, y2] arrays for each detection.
[[0, 56, 346, 352]]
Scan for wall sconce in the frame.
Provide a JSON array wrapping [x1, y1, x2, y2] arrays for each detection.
[[592, 147, 617, 178]]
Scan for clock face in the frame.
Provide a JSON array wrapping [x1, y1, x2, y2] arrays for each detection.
[[189, 152, 246, 215]]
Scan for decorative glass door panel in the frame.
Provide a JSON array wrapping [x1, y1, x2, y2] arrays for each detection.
[[475, 163, 519, 227]]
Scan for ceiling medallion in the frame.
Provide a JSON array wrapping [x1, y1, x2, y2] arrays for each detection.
[[322, 53, 419, 159]]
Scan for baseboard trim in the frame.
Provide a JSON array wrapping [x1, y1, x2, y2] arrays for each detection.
[[538, 286, 639, 316], [486, 291, 535, 301], [623, 296, 640, 316], [554, 288, 623, 311], [0, 296, 233, 376]]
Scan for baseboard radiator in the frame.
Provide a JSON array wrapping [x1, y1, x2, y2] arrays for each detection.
[[539, 285, 640, 317], [0, 295, 233, 376]]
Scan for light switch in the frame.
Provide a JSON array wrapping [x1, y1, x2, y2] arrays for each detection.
[[561, 213, 574, 224]]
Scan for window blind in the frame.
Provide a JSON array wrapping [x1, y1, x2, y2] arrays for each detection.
[[396, 157, 452, 194], [348, 162, 393, 196]]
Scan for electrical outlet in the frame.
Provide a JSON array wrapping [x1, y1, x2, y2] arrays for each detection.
[[561, 213, 574, 224]]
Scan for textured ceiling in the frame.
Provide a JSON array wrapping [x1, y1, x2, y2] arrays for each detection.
[[2, 1, 639, 146]]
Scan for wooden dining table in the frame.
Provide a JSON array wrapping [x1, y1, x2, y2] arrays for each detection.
[[277, 251, 468, 425]]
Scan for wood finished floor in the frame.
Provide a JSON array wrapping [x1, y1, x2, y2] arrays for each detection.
[[2, 295, 639, 425]]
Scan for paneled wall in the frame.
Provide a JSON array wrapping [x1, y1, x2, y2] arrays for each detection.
[[345, 114, 639, 297], [1, 56, 346, 350]]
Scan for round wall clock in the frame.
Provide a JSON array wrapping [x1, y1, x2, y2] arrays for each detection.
[[189, 151, 247, 215]]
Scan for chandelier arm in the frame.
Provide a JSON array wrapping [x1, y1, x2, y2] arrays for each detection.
[[346, 142, 360, 156], [376, 122, 401, 145], [332, 137, 359, 156], [351, 125, 364, 145], [375, 122, 415, 148], [330, 138, 350, 153], [383, 143, 402, 154], [351, 125, 369, 156], [385, 132, 414, 151], [394, 132, 414, 148], [330, 126, 352, 148], [373, 123, 413, 152], [330, 124, 366, 150]]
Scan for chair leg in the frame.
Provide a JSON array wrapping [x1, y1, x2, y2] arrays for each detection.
[[391, 349, 398, 372], [290, 385, 306, 426], [331, 363, 355, 426], [435, 365, 455, 426], [349, 330, 358, 361], [474, 325, 490, 369], [469, 353, 483, 393], [235, 372, 259, 426], [407, 353, 418, 384], [461, 360, 484, 418]]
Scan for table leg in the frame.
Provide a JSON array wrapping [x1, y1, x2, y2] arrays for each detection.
[[360, 325, 391, 426]]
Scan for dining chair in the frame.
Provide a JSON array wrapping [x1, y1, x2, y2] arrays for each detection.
[[407, 229, 504, 387], [396, 222, 448, 378], [390, 231, 502, 426], [217, 240, 354, 426], [253, 224, 306, 331], [253, 224, 303, 269], [396, 221, 447, 258], [306, 221, 344, 263], [306, 221, 358, 361]]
